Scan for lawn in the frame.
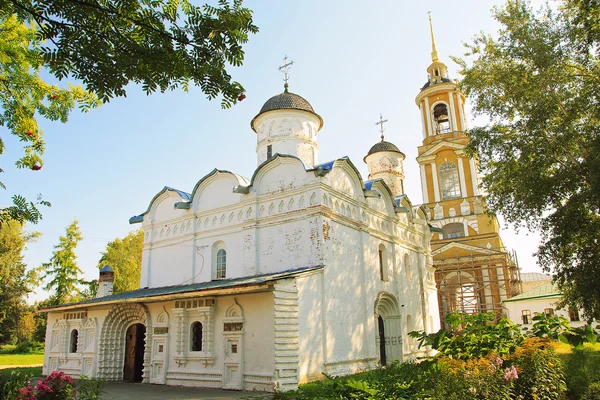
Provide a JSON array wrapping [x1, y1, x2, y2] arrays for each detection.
[[0, 353, 44, 366]]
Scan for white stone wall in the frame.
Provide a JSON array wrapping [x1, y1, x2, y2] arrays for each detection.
[[43, 292, 276, 391], [253, 111, 321, 167], [504, 297, 588, 330]]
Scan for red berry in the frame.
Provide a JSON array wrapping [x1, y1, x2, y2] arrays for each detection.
[[237, 93, 246, 101], [32, 165, 42, 171], [25, 131, 33, 136], [50, 94, 57, 99]]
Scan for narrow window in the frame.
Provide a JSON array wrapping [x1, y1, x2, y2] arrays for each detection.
[[190, 322, 203, 351], [70, 329, 78, 353], [569, 308, 580, 322], [442, 223, 465, 239], [544, 308, 555, 316], [267, 145, 273, 159], [439, 162, 461, 200], [216, 249, 227, 279], [378, 248, 384, 281], [522, 310, 532, 325]]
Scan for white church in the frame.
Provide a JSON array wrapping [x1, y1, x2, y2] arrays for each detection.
[[42, 72, 440, 392]]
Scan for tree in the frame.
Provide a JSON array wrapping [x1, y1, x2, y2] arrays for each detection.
[[0, 219, 40, 344], [97, 229, 143, 294], [1, 0, 257, 224], [42, 220, 84, 305], [456, 0, 600, 317]]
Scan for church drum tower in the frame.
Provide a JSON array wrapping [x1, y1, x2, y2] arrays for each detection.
[[415, 16, 521, 324]]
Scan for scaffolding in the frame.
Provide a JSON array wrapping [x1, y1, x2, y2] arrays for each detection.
[[434, 246, 522, 325]]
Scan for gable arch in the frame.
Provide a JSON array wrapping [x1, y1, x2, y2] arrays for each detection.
[[191, 169, 248, 212], [251, 155, 308, 195]]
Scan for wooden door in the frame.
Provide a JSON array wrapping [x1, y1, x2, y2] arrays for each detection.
[[377, 316, 387, 366], [123, 323, 146, 382]]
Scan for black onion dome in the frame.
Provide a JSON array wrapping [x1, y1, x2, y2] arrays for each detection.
[[364, 140, 405, 162], [251, 91, 323, 131]]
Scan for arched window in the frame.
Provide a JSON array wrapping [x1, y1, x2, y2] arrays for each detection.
[[190, 322, 203, 351], [70, 329, 78, 353], [443, 223, 465, 239], [432, 103, 451, 134], [439, 162, 461, 199], [216, 249, 226, 279]]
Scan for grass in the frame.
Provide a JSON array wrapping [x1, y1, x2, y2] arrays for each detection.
[[0, 353, 44, 366], [0, 366, 42, 377]]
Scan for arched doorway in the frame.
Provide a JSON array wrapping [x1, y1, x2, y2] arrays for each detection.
[[374, 292, 402, 366], [123, 323, 146, 382], [97, 303, 152, 382]]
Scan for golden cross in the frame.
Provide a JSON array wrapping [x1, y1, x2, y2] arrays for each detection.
[[375, 114, 388, 141], [278, 55, 294, 91]]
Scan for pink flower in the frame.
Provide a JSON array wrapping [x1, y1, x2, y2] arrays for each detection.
[[495, 356, 504, 366], [504, 365, 519, 381]]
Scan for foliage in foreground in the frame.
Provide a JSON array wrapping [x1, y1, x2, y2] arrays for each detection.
[[277, 339, 565, 400], [14, 371, 105, 400], [409, 312, 524, 359]]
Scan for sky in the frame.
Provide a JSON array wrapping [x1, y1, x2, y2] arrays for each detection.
[[1, 0, 545, 303]]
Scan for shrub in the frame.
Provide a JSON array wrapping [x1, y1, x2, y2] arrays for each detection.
[[410, 312, 524, 360], [18, 371, 76, 400], [506, 337, 567, 400], [77, 376, 105, 400], [582, 382, 600, 400], [430, 354, 515, 400], [0, 371, 32, 399]]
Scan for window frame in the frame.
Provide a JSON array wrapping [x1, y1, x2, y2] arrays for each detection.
[[190, 321, 203, 352], [69, 329, 79, 353], [521, 310, 532, 325], [216, 249, 226, 280], [568, 308, 580, 322], [438, 161, 461, 200], [442, 223, 465, 239]]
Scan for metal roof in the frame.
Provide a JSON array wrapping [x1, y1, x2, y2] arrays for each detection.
[[251, 91, 323, 131], [503, 282, 562, 303], [364, 141, 405, 162], [41, 265, 324, 311]]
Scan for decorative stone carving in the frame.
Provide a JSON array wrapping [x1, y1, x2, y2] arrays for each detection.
[[434, 203, 444, 220], [97, 303, 152, 382], [460, 199, 471, 215]]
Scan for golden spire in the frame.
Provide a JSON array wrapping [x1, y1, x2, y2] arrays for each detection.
[[428, 12, 439, 62]]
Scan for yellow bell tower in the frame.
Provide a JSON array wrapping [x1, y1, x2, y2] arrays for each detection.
[[416, 15, 521, 323]]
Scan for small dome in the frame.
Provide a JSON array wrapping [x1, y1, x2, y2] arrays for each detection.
[[251, 91, 323, 131], [100, 265, 114, 273], [364, 140, 405, 162]]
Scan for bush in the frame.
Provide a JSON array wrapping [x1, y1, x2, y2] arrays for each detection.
[[582, 382, 600, 400], [0, 371, 32, 399], [77, 376, 105, 400], [410, 312, 524, 360], [15, 371, 105, 400], [430, 354, 515, 400], [506, 337, 567, 400]]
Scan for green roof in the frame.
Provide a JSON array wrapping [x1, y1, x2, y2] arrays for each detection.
[[42, 265, 323, 311], [503, 282, 562, 303]]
